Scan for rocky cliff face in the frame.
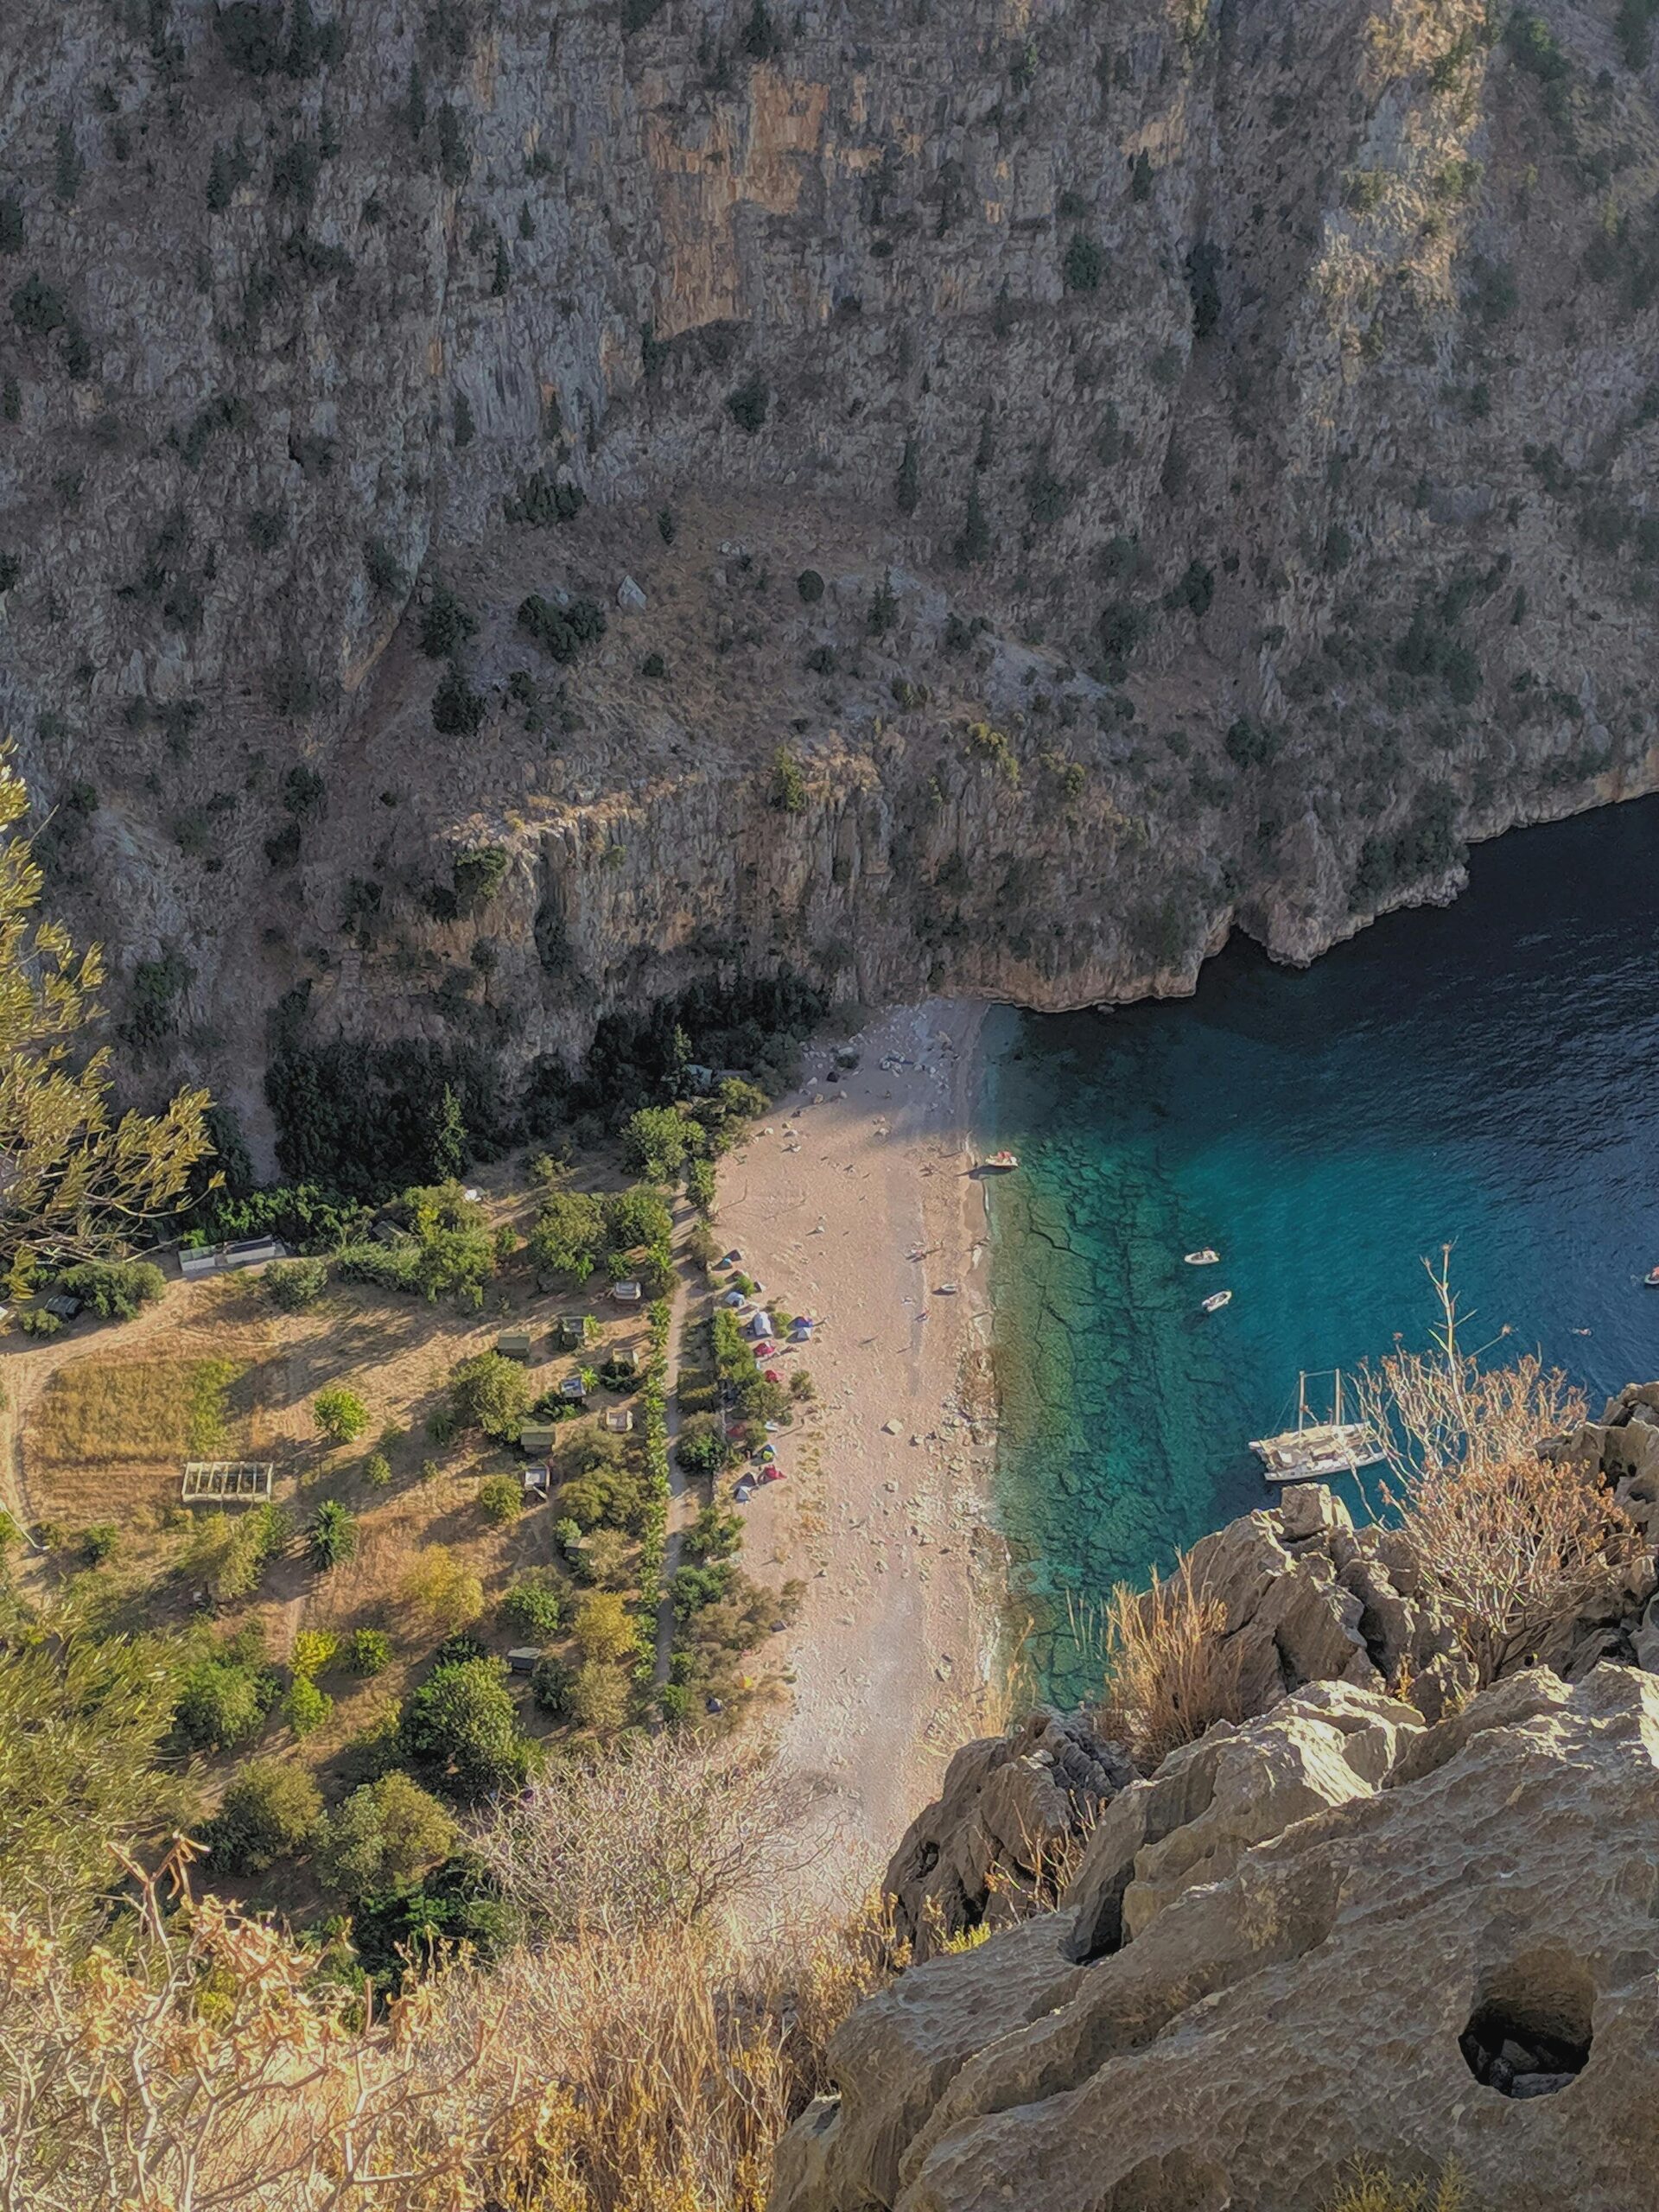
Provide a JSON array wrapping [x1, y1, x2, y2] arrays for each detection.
[[7, 0, 1659, 1157]]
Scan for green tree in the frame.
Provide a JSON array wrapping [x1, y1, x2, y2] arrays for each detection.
[[565, 1657, 632, 1733], [570, 1588, 636, 1665], [400, 1656, 530, 1797], [266, 1256, 328, 1310], [283, 1673, 333, 1737], [448, 1351, 530, 1443], [500, 1573, 563, 1640], [620, 1105, 691, 1181], [174, 1656, 274, 1752], [0, 750, 212, 1287], [477, 1473, 522, 1525], [429, 1083, 467, 1179], [528, 1188, 606, 1281], [313, 1385, 368, 1444], [308, 1497, 358, 1569], [207, 1759, 323, 1873], [318, 1771, 457, 1899]]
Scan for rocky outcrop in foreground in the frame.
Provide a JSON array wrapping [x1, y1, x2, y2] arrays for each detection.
[[888, 1391, 1659, 1955], [774, 1665, 1659, 2212]]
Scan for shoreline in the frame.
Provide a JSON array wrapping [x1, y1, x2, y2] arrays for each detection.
[[712, 999, 1007, 1884]]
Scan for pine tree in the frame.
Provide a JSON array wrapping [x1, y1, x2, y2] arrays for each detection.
[[430, 1084, 467, 1180]]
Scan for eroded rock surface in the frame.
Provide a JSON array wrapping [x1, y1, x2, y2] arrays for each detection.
[[778, 1666, 1659, 2212]]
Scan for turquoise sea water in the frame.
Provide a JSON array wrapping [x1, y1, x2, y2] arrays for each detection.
[[985, 796, 1659, 1704]]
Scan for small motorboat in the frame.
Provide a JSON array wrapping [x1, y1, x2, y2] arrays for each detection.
[[1646, 1268, 1659, 1287], [981, 1150, 1020, 1172], [1184, 1249, 1221, 1267], [1201, 1289, 1233, 1313]]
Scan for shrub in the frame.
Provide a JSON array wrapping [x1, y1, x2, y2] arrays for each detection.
[[477, 1473, 523, 1525], [726, 373, 768, 433], [308, 1497, 358, 1569], [432, 664, 486, 737], [675, 1416, 728, 1478], [207, 1760, 322, 1874], [397, 1547, 484, 1641], [266, 1256, 329, 1311], [500, 1574, 563, 1640], [771, 747, 808, 815], [318, 1771, 458, 1900], [796, 568, 824, 603], [79, 1522, 120, 1566], [363, 1449, 393, 1489], [516, 593, 606, 663], [55, 1260, 165, 1320], [621, 1104, 693, 1180], [449, 1351, 530, 1443], [418, 579, 477, 660], [17, 1308, 62, 1338], [400, 1656, 530, 1797], [313, 1386, 368, 1445], [283, 1673, 334, 1737], [291, 1630, 340, 1678], [1099, 1553, 1246, 1770], [174, 1657, 276, 1751], [348, 1626, 393, 1675], [1062, 233, 1106, 293]]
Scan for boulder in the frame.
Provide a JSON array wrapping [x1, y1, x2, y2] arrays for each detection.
[[1063, 1681, 1421, 1958], [772, 1667, 1659, 2212], [883, 1708, 1133, 1955]]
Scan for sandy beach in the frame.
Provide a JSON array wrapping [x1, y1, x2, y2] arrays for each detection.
[[712, 999, 1007, 1882]]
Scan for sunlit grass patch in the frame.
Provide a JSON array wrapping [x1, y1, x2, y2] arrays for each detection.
[[30, 1357, 251, 1466]]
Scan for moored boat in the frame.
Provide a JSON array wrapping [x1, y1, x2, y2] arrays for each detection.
[[981, 1150, 1020, 1172], [1201, 1289, 1233, 1313], [1184, 1248, 1221, 1266]]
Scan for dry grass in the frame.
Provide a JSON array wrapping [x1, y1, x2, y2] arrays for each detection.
[[1097, 1553, 1247, 1773], [29, 1356, 251, 1467], [0, 1846, 891, 2212], [1324, 2164, 1466, 2212]]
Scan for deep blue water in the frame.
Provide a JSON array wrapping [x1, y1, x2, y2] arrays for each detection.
[[985, 797, 1659, 1703]]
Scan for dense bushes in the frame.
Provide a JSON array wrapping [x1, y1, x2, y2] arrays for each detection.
[[449, 1351, 530, 1444], [317, 1772, 455, 1899], [54, 1260, 164, 1320], [516, 593, 606, 663], [400, 1656, 531, 1797], [207, 1760, 323, 1874]]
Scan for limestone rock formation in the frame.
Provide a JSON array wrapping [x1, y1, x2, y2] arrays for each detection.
[[7, 2, 1659, 1163], [774, 1666, 1659, 2212], [1063, 1678, 1422, 1958], [885, 1707, 1134, 1956]]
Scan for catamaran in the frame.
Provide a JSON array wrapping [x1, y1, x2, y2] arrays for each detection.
[[1249, 1369, 1384, 1486]]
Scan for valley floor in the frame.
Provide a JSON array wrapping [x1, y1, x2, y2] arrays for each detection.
[[711, 1000, 1007, 1879]]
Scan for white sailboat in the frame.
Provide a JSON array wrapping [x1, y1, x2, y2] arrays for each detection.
[[1249, 1369, 1384, 1486]]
